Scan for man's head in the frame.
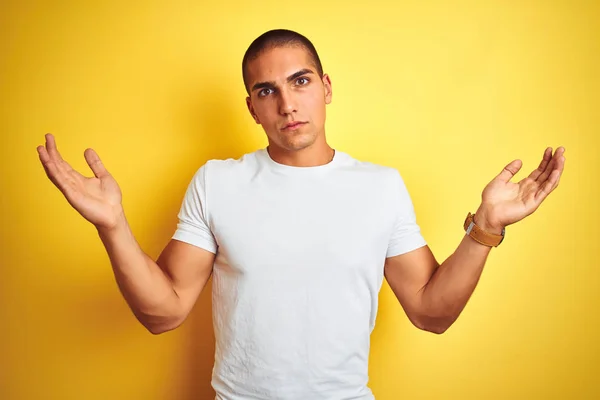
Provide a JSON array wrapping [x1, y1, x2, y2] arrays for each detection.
[[242, 29, 332, 154]]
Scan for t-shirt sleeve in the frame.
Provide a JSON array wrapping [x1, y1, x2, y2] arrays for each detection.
[[171, 163, 218, 254], [386, 170, 427, 258]]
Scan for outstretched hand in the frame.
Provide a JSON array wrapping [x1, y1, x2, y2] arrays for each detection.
[[37, 133, 124, 230], [474, 146, 566, 233]]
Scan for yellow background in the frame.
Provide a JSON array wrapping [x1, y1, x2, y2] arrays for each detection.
[[1, 0, 598, 399]]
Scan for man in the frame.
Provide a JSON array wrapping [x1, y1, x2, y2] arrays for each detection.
[[37, 29, 565, 400]]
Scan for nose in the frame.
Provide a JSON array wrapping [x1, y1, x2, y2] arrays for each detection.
[[278, 88, 297, 115]]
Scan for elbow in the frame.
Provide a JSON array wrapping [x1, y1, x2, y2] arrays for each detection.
[[423, 324, 450, 335], [145, 319, 182, 335], [135, 310, 184, 335], [146, 324, 174, 335], [411, 314, 456, 335]]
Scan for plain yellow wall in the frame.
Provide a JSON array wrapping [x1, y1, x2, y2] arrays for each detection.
[[1, 0, 598, 399]]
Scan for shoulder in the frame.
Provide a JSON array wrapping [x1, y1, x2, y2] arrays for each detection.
[[337, 150, 403, 183], [192, 149, 263, 179], [336, 151, 416, 206]]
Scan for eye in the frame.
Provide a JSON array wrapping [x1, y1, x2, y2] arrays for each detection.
[[296, 77, 309, 85], [258, 88, 274, 97]]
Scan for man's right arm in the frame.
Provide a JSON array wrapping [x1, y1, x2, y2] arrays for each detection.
[[37, 133, 214, 335], [98, 210, 215, 335]]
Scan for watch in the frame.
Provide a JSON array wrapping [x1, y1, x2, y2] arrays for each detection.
[[463, 212, 505, 247]]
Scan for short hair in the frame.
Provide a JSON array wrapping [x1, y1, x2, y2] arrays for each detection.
[[242, 29, 324, 94]]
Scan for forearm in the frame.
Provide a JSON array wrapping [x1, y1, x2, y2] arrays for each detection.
[[97, 209, 181, 333], [420, 211, 501, 332]]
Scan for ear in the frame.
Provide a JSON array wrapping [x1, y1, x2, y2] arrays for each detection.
[[322, 73, 332, 105], [246, 96, 261, 124]]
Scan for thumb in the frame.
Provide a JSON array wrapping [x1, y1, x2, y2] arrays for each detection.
[[84, 148, 109, 178], [495, 159, 522, 183]]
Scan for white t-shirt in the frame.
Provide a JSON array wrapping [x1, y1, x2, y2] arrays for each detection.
[[172, 147, 427, 400]]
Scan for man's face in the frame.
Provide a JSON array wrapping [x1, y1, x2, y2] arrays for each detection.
[[245, 45, 332, 153]]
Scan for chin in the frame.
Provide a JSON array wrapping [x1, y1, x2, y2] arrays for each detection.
[[284, 137, 316, 152], [273, 132, 316, 152]]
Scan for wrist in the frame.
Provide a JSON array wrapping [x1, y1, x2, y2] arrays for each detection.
[[96, 206, 128, 236], [474, 206, 504, 235]]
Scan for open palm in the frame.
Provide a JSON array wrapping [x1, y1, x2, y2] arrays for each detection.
[[37, 133, 124, 229], [479, 147, 566, 230]]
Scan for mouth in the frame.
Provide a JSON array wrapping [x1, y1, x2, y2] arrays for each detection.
[[282, 121, 307, 131]]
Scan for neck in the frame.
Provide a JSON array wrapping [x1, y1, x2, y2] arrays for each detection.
[[267, 142, 335, 167]]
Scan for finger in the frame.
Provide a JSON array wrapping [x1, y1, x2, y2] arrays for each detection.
[[534, 168, 561, 204], [37, 143, 51, 165], [37, 144, 71, 192], [534, 154, 565, 203], [45, 133, 64, 162], [44, 133, 79, 176], [555, 155, 565, 186], [536, 146, 565, 184], [528, 147, 552, 181], [551, 154, 566, 188], [84, 148, 109, 178], [37, 145, 54, 181], [495, 159, 523, 183], [38, 144, 59, 182]]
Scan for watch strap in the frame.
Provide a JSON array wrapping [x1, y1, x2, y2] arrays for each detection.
[[463, 212, 505, 247]]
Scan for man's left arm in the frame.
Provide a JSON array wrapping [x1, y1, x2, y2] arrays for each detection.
[[385, 146, 566, 334]]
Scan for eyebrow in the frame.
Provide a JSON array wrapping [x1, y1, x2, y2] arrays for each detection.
[[251, 68, 315, 93]]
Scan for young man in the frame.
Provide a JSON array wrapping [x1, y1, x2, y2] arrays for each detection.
[[37, 29, 565, 400]]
